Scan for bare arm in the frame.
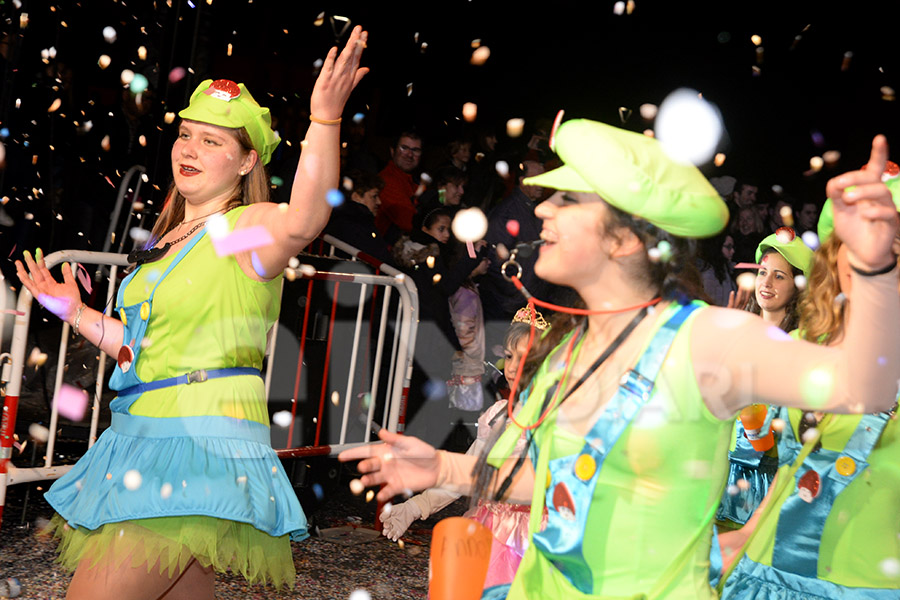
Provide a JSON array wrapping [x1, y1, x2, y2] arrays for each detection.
[[695, 136, 900, 418], [236, 26, 369, 279], [16, 251, 123, 356], [338, 429, 536, 504]]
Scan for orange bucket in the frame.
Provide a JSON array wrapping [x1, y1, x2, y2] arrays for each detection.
[[429, 517, 492, 600]]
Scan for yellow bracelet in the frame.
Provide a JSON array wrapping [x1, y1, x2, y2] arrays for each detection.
[[309, 115, 342, 126]]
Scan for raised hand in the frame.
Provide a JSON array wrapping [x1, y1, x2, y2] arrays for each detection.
[[726, 286, 752, 310], [338, 429, 440, 503], [310, 25, 369, 121], [828, 135, 900, 270], [15, 250, 81, 322]]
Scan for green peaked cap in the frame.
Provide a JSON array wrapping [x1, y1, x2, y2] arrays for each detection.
[[817, 177, 900, 242], [755, 230, 815, 279], [179, 79, 281, 165], [522, 119, 729, 238]]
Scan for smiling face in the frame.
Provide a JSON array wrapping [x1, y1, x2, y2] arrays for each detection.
[[171, 120, 255, 206], [756, 250, 797, 313], [391, 135, 423, 173], [533, 190, 614, 289], [443, 180, 464, 205]]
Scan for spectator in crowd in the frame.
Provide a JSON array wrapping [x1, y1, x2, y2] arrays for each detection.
[[375, 131, 423, 243]]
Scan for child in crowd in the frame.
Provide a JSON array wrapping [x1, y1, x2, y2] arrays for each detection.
[[380, 307, 550, 590]]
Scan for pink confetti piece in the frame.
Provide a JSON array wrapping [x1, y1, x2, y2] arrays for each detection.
[[75, 263, 92, 294], [56, 383, 88, 421], [466, 241, 476, 258], [0, 309, 25, 316], [506, 219, 520, 237], [734, 262, 762, 270], [211, 225, 275, 257]]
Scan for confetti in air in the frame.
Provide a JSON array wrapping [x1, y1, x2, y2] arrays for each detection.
[[736, 272, 756, 291], [56, 384, 89, 421], [272, 411, 292, 428], [506, 220, 520, 237], [809, 156, 824, 172], [801, 231, 820, 251], [331, 391, 340, 406], [639, 103, 658, 120], [169, 66, 186, 83], [495, 160, 509, 177], [211, 225, 275, 257], [29, 423, 50, 442], [349, 478, 365, 495], [451, 208, 488, 242], [130, 74, 149, 94], [506, 118, 525, 138], [326, 189, 344, 207], [470, 45, 491, 65], [123, 469, 143, 491], [655, 88, 723, 165], [879, 557, 900, 578], [102, 26, 117, 43], [462, 102, 478, 122], [841, 51, 853, 71], [98, 54, 111, 69]]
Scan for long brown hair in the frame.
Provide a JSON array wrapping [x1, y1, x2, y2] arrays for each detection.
[[797, 235, 845, 344], [148, 125, 270, 246], [745, 248, 804, 332]]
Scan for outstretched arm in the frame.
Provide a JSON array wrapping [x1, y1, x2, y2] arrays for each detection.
[[238, 26, 370, 279], [338, 429, 535, 504], [695, 136, 900, 418], [16, 250, 123, 356]]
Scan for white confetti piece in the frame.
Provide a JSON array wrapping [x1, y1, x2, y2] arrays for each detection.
[[272, 410, 292, 428], [123, 469, 142, 491]]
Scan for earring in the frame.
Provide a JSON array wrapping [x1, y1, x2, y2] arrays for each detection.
[[239, 170, 247, 176]]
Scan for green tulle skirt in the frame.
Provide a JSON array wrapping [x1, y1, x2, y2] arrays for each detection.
[[46, 513, 295, 588]]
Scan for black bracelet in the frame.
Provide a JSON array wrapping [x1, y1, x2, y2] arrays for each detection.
[[850, 259, 898, 277]]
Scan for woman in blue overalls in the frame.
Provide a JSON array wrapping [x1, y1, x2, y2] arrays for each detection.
[[339, 122, 900, 599], [718, 185, 900, 599], [16, 28, 369, 600]]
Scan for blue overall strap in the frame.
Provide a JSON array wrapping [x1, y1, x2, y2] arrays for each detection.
[[532, 301, 701, 594], [116, 367, 262, 397], [771, 411, 891, 576], [115, 230, 209, 310]]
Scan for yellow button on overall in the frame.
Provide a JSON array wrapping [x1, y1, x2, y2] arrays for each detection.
[[140, 301, 150, 321], [835, 456, 856, 476], [119, 308, 127, 325], [546, 470, 552, 489], [574, 454, 597, 481]]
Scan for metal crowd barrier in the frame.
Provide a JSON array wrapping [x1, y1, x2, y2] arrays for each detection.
[[0, 245, 418, 529]]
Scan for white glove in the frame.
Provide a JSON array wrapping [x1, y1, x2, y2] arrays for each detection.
[[380, 500, 421, 541]]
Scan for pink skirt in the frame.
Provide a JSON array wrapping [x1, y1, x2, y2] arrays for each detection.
[[464, 501, 547, 589]]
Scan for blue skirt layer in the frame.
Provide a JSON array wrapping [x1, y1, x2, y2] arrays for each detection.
[[45, 413, 308, 540], [722, 555, 900, 599]]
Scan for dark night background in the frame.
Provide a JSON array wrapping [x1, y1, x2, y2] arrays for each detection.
[[2, 0, 900, 270]]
